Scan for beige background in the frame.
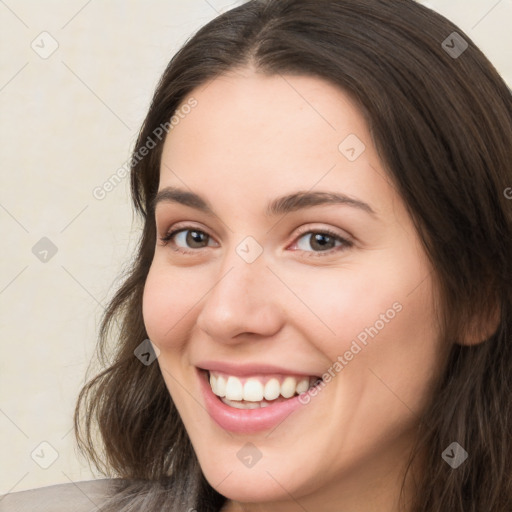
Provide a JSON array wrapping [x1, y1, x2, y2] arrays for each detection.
[[1, 0, 511, 495]]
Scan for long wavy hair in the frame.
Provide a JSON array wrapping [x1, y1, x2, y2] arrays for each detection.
[[74, 1, 512, 510]]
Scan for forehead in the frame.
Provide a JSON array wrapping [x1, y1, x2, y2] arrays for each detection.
[[157, 70, 400, 225], [162, 71, 367, 171]]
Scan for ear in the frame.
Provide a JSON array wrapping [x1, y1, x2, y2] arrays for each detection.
[[457, 302, 501, 346]]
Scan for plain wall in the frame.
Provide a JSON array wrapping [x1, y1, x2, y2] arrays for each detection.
[[1, 0, 511, 494]]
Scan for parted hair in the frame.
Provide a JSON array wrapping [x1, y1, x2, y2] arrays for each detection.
[[74, 1, 512, 510]]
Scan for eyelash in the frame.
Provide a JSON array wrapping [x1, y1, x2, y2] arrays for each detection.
[[159, 224, 353, 257]]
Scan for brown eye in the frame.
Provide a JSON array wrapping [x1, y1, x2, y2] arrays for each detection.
[[293, 229, 352, 256], [160, 227, 214, 252], [181, 229, 210, 248], [298, 232, 338, 251]]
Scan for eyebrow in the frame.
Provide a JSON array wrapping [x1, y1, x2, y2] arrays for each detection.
[[152, 186, 377, 218]]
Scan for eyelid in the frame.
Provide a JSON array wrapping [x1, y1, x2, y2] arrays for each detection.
[[286, 225, 353, 257], [159, 219, 211, 236], [291, 223, 353, 244], [159, 221, 217, 248]]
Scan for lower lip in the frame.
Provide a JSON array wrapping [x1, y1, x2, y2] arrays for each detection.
[[197, 368, 310, 434]]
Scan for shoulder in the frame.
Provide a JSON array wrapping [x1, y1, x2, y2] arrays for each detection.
[[0, 479, 114, 512]]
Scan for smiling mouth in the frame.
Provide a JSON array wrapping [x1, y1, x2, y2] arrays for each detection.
[[205, 370, 323, 409]]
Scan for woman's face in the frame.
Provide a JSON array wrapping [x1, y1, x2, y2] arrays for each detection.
[[143, 69, 446, 509]]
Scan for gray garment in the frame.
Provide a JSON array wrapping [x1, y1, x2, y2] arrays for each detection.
[[0, 479, 113, 512]]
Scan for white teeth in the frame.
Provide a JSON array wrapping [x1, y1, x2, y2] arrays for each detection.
[[209, 372, 317, 402], [221, 397, 261, 409], [225, 376, 243, 400], [215, 374, 227, 397], [243, 378, 264, 401], [209, 373, 226, 397], [281, 376, 297, 398], [296, 377, 309, 394], [264, 378, 281, 401]]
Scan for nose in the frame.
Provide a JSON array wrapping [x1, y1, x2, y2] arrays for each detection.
[[195, 248, 284, 342]]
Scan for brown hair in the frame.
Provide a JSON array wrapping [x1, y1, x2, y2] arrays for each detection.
[[74, 1, 512, 510]]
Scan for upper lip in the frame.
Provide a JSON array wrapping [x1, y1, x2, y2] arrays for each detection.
[[195, 360, 322, 378]]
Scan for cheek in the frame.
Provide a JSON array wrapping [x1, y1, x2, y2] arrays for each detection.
[[142, 264, 198, 405], [324, 259, 441, 415], [284, 260, 409, 355], [295, 248, 439, 378], [368, 273, 441, 386], [142, 262, 195, 346]]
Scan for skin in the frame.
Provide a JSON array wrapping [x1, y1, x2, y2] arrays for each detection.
[[142, 68, 449, 512]]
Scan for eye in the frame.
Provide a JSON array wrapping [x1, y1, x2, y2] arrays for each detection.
[[159, 226, 216, 254], [290, 227, 353, 257], [159, 225, 352, 257]]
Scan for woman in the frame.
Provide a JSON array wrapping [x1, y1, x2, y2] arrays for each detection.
[[3, 0, 511, 511]]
